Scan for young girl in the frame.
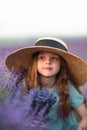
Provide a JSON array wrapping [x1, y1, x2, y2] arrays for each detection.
[[5, 37, 87, 130]]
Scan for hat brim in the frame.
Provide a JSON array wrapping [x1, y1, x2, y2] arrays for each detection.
[[5, 46, 87, 86]]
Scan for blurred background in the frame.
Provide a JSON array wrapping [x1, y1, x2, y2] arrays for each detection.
[[0, 0, 87, 61]]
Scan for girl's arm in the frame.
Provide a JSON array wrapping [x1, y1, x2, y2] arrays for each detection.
[[75, 104, 87, 130]]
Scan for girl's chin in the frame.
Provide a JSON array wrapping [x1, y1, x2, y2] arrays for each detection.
[[40, 74, 56, 78]]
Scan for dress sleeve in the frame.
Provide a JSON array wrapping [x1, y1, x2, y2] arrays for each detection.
[[68, 82, 84, 108]]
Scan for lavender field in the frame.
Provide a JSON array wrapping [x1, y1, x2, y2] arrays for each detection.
[[0, 37, 87, 130]]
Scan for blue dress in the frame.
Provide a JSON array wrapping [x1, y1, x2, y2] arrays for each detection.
[[46, 82, 84, 130]]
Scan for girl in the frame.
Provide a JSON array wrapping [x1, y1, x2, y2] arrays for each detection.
[[5, 37, 87, 130]]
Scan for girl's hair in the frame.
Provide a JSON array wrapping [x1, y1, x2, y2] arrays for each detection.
[[28, 52, 79, 119], [56, 58, 79, 119], [28, 52, 40, 88]]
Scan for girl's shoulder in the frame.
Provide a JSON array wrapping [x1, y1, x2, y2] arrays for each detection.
[[67, 81, 84, 108], [67, 81, 77, 91]]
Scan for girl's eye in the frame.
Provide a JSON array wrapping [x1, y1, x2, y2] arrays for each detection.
[[38, 56, 45, 60], [51, 57, 59, 61]]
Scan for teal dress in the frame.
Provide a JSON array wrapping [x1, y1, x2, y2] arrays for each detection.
[[46, 82, 84, 130]]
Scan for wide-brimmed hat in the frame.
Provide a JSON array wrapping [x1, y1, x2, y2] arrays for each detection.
[[5, 37, 87, 86]]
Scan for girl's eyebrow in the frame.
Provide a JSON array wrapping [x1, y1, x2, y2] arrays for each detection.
[[51, 53, 59, 57]]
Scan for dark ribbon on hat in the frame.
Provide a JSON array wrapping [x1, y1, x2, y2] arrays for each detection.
[[35, 39, 68, 51]]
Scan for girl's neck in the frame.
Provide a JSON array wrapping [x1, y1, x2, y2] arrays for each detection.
[[40, 76, 56, 89]]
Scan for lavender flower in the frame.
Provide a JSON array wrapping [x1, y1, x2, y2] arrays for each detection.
[[0, 59, 57, 130]]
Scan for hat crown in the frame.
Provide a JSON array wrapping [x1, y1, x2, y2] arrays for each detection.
[[35, 37, 68, 51]]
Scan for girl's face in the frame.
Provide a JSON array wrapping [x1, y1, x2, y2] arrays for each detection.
[[37, 51, 61, 78]]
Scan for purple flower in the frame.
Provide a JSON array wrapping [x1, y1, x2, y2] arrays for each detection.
[[0, 59, 57, 130], [30, 87, 57, 116]]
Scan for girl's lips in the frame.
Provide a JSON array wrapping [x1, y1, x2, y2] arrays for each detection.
[[43, 67, 53, 70]]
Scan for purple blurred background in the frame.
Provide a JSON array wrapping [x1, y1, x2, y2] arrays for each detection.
[[63, 37, 87, 62], [0, 37, 87, 62]]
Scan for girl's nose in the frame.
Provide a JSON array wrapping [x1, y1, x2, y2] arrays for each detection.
[[45, 58, 51, 64]]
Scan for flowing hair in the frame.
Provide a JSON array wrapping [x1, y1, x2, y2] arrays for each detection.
[[27, 52, 79, 119], [56, 58, 79, 119], [27, 52, 39, 89]]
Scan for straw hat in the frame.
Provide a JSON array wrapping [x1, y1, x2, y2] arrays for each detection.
[[5, 37, 87, 86]]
